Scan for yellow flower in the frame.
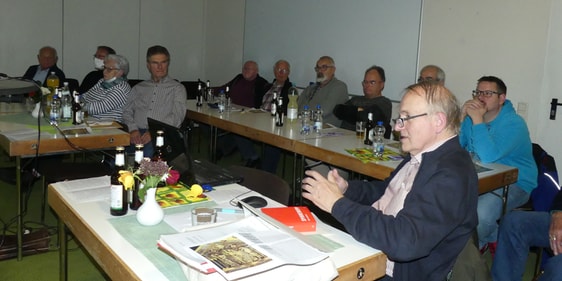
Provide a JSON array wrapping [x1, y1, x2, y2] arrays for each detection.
[[186, 184, 203, 197], [118, 170, 134, 190]]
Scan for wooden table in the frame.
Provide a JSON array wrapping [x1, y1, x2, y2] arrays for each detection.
[[186, 101, 518, 196], [0, 103, 130, 260], [49, 180, 387, 281]]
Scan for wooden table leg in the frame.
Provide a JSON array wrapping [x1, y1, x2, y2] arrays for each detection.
[[16, 156, 23, 260], [59, 219, 68, 281]]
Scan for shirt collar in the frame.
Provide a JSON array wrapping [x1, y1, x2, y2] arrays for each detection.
[[411, 134, 457, 164]]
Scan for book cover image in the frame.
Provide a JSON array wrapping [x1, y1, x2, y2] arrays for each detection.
[[261, 206, 316, 232], [191, 236, 272, 273], [156, 184, 208, 208]]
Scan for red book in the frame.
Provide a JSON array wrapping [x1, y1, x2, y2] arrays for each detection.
[[261, 206, 316, 232]]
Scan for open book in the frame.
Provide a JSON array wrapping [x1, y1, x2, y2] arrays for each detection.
[[157, 208, 331, 280]]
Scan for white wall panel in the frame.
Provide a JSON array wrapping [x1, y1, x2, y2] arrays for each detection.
[[203, 0, 246, 84], [62, 0, 141, 81], [139, 0, 205, 81], [0, 0, 63, 77], [244, 0, 422, 99]]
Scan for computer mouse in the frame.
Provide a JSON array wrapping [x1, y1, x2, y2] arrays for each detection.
[[238, 195, 268, 208]]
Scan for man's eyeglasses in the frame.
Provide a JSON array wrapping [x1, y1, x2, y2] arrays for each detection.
[[361, 80, 379, 86], [314, 65, 334, 72], [417, 77, 438, 83], [392, 113, 428, 128], [472, 90, 501, 98], [103, 66, 120, 71], [276, 68, 289, 74]]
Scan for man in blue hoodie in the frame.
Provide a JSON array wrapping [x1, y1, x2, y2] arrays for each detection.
[[459, 76, 537, 253]]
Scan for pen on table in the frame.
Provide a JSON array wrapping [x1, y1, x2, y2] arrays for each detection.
[[215, 208, 244, 214]]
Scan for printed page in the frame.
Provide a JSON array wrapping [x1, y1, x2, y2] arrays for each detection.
[[158, 216, 329, 280]]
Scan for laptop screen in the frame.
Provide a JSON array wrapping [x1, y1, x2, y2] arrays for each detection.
[[146, 117, 242, 187]]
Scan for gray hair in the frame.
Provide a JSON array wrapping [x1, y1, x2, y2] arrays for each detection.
[[420, 65, 446, 82], [106, 54, 129, 76], [273, 59, 291, 71]]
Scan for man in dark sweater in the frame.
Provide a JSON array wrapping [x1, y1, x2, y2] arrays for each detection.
[[333, 65, 392, 138], [214, 60, 270, 164]]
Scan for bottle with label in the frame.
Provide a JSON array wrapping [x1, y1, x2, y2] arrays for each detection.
[[60, 82, 72, 122], [196, 83, 203, 107], [373, 121, 386, 158], [110, 146, 128, 216], [45, 72, 59, 114], [275, 97, 284, 127], [217, 90, 226, 113], [300, 105, 311, 135], [50, 90, 61, 123], [152, 130, 166, 187], [152, 130, 166, 162], [130, 144, 144, 210], [364, 112, 374, 145], [287, 84, 299, 121], [313, 104, 323, 133], [270, 92, 278, 116], [72, 92, 83, 125]]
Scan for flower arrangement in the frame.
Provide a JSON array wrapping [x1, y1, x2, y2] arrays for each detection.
[[118, 158, 181, 202]]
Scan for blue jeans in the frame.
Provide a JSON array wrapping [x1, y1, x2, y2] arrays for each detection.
[[477, 184, 530, 248], [491, 211, 554, 281], [125, 128, 154, 158]]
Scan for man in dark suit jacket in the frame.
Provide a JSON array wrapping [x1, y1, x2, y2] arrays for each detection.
[[22, 46, 66, 87], [303, 82, 478, 280]]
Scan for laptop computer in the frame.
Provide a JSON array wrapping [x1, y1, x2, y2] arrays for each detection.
[[147, 118, 242, 187]]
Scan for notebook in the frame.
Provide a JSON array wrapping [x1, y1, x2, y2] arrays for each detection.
[[147, 118, 242, 187]]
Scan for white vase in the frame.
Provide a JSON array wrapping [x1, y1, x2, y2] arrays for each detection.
[[135, 187, 164, 226], [31, 102, 43, 118]]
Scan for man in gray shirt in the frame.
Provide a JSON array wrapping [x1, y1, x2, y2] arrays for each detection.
[[298, 56, 348, 127], [122, 45, 187, 157]]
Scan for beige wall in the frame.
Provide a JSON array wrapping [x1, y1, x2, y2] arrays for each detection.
[[0, 0, 244, 84], [420, 0, 558, 159]]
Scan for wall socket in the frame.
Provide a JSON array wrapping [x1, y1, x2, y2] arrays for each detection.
[[517, 102, 528, 120]]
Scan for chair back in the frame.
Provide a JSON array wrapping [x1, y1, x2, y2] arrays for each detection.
[[181, 81, 201, 100], [64, 78, 79, 93], [127, 79, 143, 88], [228, 165, 291, 205], [531, 143, 560, 212]]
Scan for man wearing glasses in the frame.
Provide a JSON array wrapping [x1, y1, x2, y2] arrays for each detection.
[[459, 76, 537, 254], [417, 65, 446, 85], [298, 56, 348, 127], [303, 82, 478, 280], [333, 65, 392, 138]]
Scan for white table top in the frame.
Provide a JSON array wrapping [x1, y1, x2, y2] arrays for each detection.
[[49, 179, 385, 280]]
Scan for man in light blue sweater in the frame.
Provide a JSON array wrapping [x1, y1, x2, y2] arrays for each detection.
[[459, 76, 537, 253]]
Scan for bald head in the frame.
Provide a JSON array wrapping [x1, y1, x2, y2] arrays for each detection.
[[242, 60, 259, 81], [37, 46, 58, 70]]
